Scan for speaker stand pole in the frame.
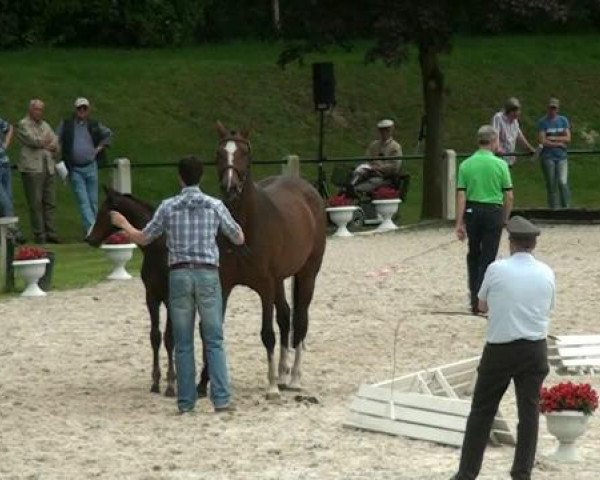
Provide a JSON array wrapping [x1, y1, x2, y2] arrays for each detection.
[[317, 109, 329, 198]]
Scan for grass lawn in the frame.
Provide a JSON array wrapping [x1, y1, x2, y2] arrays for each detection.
[[1, 35, 600, 291]]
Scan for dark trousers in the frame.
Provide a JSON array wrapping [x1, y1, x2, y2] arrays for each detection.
[[21, 169, 57, 242], [465, 203, 503, 308], [455, 340, 549, 480]]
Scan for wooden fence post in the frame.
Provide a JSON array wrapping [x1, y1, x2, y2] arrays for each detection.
[[282, 155, 300, 178], [0, 216, 19, 292], [112, 157, 132, 194], [442, 149, 456, 221]]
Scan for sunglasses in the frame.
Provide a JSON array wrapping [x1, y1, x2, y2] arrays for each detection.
[[76, 105, 89, 111]]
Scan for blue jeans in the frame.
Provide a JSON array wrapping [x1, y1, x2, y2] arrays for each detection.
[[0, 162, 14, 217], [169, 268, 231, 411], [541, 156, 570, 209], [69, 162, 98, 232]]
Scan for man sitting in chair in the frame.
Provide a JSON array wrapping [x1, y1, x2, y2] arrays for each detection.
[[350, 118, 403, 194]]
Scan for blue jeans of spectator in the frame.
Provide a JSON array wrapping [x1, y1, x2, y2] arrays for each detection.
[[169, 268, 231, 412], [69, 162, 98, 233], [0, 162, 14, 217], [541, 156, 570, 209]]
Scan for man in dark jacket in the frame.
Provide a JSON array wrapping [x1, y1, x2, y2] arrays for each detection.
[[57, 97, 112, 236]]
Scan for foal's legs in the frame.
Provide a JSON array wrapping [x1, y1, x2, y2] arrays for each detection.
[[164, 306, 176, 397], [289, 266, 319, 391], [275, 280, 291, 388], [147, 294, 162, 394], [259, 283, 279, 400]]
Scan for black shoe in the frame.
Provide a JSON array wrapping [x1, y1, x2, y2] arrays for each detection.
[[46, 235, 61, 244]]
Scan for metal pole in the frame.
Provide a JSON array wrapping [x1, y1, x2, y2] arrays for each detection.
[[316, 109, 329, 198]]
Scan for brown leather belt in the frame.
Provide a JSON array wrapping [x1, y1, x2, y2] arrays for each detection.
[[170, 262, 217, 271]]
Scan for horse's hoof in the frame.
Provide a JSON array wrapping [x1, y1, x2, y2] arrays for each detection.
[[150, 385, 160, 394], [265, 391, 281, 401], [164, 386, 176, 397], [278, 383, 289, 391], [197, 385, 208, 398]]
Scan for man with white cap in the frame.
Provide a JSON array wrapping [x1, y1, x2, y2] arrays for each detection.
[[491, 97, 536, 167], [56, 97, 112, 237], [452, 215, 555, 480], [366, 118, 403, 174]]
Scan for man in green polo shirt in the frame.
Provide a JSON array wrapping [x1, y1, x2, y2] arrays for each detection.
[[456, 125, 513, 314]]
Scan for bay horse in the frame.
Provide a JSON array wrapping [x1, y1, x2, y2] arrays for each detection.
[[214, 121, 327, 399], [86, 187, 177, 398]]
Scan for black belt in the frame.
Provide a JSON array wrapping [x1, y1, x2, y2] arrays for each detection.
[[170, 262, 217, 271], [466, 201, 502, 208]]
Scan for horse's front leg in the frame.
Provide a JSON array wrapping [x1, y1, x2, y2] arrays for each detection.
[[260, 287, 279, 400], [164, 305, 176, 397], [147, 295, 161, 394], [275, 280, 291, 389]]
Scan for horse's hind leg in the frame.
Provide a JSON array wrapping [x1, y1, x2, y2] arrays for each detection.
[[275, 280, 291, 388], [164, 306, 176, 397], [289, 265, 320, 391], [147, 295, 162, 394]]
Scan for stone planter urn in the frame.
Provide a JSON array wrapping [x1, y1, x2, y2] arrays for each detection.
[[326, 206, 359, 237], [372, 199, 402, 232], [12, 258, 50, 297], [545, 411, 590, 462], [101, 244, 136, 280]]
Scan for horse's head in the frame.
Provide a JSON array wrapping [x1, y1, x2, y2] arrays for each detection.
[[86, 186, 123, 246], [215, 121, 252, 202]]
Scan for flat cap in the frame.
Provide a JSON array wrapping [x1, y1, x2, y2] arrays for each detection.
[[507, 215, 540, 237], [377, 119, 394, 128], [548, 97, 560, 108], [74, 97, 90, 108], [504, 97, 521, 111]]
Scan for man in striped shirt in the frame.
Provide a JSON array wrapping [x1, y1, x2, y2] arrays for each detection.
[[491, 97, 536, 167], [110, 155, 245, 414]]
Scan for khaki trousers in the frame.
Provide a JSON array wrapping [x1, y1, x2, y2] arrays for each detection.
[[21, 169, 57, 242]]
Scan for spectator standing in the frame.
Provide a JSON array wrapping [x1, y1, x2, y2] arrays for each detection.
[[16, 99, 60, 244], [57, 97, 112, 236], [455, 125, 513, 315], [491, 97, 536, 167], [109, 155, 245, 414], [0, 116, 26, 243], [452, 216, 555, 480], [538, 98, 571, 209]]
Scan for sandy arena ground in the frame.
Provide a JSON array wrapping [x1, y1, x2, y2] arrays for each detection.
[[1, 224, 600, 479]]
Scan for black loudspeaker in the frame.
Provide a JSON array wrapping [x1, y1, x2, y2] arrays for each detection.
[[312, 62, 335, 110]]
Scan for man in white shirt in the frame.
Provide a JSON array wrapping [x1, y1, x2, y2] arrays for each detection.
[[491, 97, 536, 167], [452, 215, 555, 480]]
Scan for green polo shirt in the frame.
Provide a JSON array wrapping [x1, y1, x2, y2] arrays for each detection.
[[457, 149, 512, 204]]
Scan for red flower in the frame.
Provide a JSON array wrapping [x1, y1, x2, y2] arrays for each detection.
[[104, 232, 131, 245], [14, 246, 48, 261], [372, 185, 400, 200], [540, 382, 599, 415], [327, 194, 355, 207]]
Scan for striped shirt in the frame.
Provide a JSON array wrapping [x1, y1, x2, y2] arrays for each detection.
[[142, 186, 242, 267], [491, 111, 521, 166]]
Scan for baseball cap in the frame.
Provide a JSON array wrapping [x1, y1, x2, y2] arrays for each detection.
[[504, 97, 521, 111], [548, 98, 560, 108], [377, 119, 394, 129], [74, 97, 90, 108]]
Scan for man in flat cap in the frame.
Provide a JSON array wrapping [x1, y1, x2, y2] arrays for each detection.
[[537, 97, 571, 209], [456, 125, 513, 314], [365, 119, 403, 174], [452, 215, 555, 480], [491, 97, 536, 167]]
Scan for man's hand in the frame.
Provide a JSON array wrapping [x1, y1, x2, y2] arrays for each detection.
[[455, 223, 466, 241], [110, 210, 127, 229]]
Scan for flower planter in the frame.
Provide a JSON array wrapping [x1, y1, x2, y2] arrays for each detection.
[[12, 258, 50, 297], [326, 206, 359, 237], [545, 411, 590, 462], [372, 199, 402, 232], [101, 244, 136, 280]]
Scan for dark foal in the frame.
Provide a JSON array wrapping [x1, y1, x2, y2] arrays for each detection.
[[87, 188, 180, 397], [207, 122, 327, 399]]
